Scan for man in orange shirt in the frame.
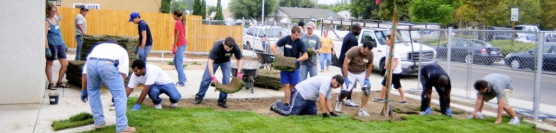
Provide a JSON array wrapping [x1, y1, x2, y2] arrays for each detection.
[[319, 30, 334, 72]]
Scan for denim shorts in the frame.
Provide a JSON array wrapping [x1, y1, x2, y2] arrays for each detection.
[[47, 44, 67, 60]]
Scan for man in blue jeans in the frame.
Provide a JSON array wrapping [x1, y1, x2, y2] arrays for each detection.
[[271, 26, 308, 106], [128, 60, 182, 110], [193, 37, 243, 108], [129, 12, 153, 62], [81, 40, 135, 133], [74, 6, 88, 60], [299, 22, 321, 81], [270, 75, 343, 117]]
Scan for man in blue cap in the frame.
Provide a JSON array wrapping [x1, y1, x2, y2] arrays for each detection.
[[129, 12, 153, 63]]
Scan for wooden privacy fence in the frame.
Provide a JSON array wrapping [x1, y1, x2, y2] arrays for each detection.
[[57, 7, 242, 52]]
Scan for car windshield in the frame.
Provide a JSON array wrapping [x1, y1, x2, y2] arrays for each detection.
[[381, 30, 414, 44], [515, 26, 524, 31], [264, 28, 286, 38], [471, 40, 493, 47]]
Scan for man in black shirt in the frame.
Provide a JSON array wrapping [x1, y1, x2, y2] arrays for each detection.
[[193, 37, 243, 108], [336, 23, 362, 108], [419, 64, 452, 116]]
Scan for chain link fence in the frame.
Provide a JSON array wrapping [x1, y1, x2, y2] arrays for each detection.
[[408, 27, 556, 121]]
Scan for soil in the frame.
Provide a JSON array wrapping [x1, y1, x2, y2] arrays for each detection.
[[142, 91, 469, 121]]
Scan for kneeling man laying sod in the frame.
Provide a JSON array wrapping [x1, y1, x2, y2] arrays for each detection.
[[128, 60, 182, 111], [270, 75, 343, 117], [472, 73, 520, 125]]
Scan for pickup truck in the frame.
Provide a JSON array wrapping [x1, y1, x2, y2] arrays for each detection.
[[333, 28, 438, 75]]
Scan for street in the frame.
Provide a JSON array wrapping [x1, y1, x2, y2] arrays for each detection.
[[437, 60, 556, 106]]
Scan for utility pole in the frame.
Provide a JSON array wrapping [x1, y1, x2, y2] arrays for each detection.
[[262, 0, 265, 25]]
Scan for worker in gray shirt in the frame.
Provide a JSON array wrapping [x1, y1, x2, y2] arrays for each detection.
[[472, 73, 520, 125], [270, 75, 343, 117], [299, 22, 321, 81]]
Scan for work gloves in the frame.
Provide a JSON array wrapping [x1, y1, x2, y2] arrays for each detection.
[[80, 90, 88, 103], [45, 48, 52, 58], [131, 104, 141, 111]]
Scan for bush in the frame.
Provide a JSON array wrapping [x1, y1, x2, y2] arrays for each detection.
[[488, 40, 536, 56]]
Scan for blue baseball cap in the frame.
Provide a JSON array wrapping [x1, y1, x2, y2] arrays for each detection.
[[80, 6, 89, 11], [129, 12, 140, 22]]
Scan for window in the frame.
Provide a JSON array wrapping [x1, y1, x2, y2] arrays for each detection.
[[247, 27, 256, 36], [73, 3, 100, 10], [360, 31, 376, 44], [257, 29, 265, 38]]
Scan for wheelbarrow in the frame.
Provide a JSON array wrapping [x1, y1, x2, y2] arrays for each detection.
[[255, 52, 275, 70], [231, 61, 261, 94]]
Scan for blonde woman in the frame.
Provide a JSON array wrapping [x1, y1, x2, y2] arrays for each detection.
[[45, 3, 68, 90]]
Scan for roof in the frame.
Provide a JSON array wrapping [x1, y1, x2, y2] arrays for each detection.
[[276, 7, 344, 19]]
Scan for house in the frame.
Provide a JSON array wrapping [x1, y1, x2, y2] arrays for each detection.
[[269, 7, 344, 23], [57, 0, 162, 13]]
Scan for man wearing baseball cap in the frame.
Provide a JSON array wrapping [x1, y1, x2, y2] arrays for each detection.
[[74, 6, 88, 60], [129, 12, 153, 63]]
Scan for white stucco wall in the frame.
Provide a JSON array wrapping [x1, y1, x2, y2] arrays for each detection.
[[0, 0, 45, 104]]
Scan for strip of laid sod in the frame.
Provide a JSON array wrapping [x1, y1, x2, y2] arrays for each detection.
[[85, 98, 539, 133], [52, 112, 94, 131]]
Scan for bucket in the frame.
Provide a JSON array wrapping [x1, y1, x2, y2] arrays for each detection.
[[49, 92, 59, 105]]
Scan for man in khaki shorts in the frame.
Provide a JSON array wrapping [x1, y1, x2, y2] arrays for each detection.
[[472, 73, 520, 125]]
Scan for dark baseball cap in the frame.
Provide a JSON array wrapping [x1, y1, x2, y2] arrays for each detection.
[[80, 6, 89, 11]]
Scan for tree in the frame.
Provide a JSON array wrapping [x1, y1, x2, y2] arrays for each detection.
[[541, 0, 556, 29], [279, 0, 316, 8], [171, 0, 194, 13], [455, 0, 504, 28], [229, 0, 278, 20], [410, 0, 456, 26], [378, 0, 412, 21], [214, 0, 224, 20], [193, 0, 201, 16], [160, 0, 172, 13], [351, 0, 379, 19], [201, 0, 206, 19]]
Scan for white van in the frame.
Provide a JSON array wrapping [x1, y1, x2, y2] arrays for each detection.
[[333, 28, 437, 75], [244, 26, 289, 52]]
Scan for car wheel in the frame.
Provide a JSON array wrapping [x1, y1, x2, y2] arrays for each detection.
[[510, 59, 522, 70], [464, 54, 474, 64], [484, 61, 494, 65]]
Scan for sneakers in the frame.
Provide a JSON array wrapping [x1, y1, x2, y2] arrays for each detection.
[[94, 121, 106, 129], [343, 99, 359, 107], [334, 101, 342, 112], [270, 101, 279, 111], [399, 101, 407, 104], [373, 98, 384, 102], [358, 109, 370, 116], [192, 95, 202, 104], [509, 117, 520, 125], [218, 100, 228, 108], [118, 126, 136, 133], [476, 112, 485, 119], [154, 104, 162, 109], [170, 103, 178, 108], [326, 66, 329, 70]]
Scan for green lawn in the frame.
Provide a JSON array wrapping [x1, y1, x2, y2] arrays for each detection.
[[85, 98, 538, 133]]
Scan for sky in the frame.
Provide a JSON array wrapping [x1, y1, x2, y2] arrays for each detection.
[[205, 0, 344, 9]]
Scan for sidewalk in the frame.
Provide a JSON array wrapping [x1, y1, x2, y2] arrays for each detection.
[[1, 53, 554, 132]]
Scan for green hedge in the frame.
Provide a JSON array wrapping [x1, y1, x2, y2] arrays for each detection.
[[487, 40, 536, 56]]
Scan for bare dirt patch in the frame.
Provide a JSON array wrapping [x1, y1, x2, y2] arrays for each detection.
[[142, 91, 468, 121]]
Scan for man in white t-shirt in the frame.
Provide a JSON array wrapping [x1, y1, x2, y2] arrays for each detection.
[[376, 35, 407, 103], [270, 75, 343, 117], [128, 60, 182, 111], [74, 6, 88, 60]]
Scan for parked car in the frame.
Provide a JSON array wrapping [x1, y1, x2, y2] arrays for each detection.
[[477, 26, 515, 41], [545, 33, 556, 42], [515, 25, 539, 43], [434, 39, 503, 65], [504, 44, 556, 71], [244, 26, 289, 53]]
